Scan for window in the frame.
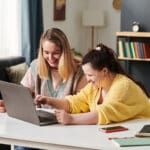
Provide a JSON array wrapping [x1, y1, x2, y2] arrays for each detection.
[[0, 0, 21, 58]]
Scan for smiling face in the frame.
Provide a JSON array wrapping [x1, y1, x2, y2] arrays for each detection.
[[42, 40, 62, 69], [82, 63, 106, 88]]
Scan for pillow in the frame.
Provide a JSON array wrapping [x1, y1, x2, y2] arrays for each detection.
[[6, 63, 28, 84]]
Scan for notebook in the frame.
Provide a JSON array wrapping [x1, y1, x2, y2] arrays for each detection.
[[0, 80, 58, 126], [111, 137, 150, 147]]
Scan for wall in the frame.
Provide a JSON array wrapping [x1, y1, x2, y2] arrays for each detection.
[[91, 0, 120, 51], [42, 0, 120, 54], [121, 0, 150, 32]]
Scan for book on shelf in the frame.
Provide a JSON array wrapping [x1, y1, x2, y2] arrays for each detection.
[[137, 42, 144, 58], [134, 42, 140, 58], [111, 137, 150, 147], [118, 40, 124, 58], [129, 41, 135, 58], [118, 39, 127, 57], [143, 43, 150, 58], [124, 41, 131, 58], [135, 124, 150, 137]]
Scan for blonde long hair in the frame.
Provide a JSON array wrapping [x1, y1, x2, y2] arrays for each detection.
[[37, 28, 76, 81]]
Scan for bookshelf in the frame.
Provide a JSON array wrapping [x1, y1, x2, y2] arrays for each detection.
[[116, 32, 150, 61], [116, 32, 150, 94]]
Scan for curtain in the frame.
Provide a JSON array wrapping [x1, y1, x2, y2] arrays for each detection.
[[0, 0, 21, 58], [21, 0, 43, 64]]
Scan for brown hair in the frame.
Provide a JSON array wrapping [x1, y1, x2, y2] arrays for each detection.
[[82, 43, 149, 97]]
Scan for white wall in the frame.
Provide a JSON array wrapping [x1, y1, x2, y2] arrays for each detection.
[[42, 0, 120, 54], [91, 0, 121, 51]]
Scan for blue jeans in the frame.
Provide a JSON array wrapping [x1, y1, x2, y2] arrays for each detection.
[[14, 146, 41, 150]]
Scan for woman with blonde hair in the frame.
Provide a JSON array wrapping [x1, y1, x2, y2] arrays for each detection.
[[0, 28, 87, 150], [21, 28, 86, 100]]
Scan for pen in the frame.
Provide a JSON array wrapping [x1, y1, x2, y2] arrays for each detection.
[[108, 137, 119, 140], [108, 137, 134, 140]]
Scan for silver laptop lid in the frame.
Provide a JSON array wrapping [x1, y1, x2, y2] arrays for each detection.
[[0, 80, 40, 125]]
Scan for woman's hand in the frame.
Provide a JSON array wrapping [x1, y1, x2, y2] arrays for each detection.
[[0, 100, 6, 113], [55, 109, 72, 125], [34, 95, 49, 107]]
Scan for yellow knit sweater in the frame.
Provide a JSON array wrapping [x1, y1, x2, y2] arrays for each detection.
[[66, 74, 150, 124]]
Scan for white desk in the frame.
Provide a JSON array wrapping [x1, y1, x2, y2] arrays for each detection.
[[0, 113, 150, 150]]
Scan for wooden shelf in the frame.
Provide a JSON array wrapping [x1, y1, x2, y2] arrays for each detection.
[[118, 57, 150, 62], [116, 32, 150, 38], [116, 31, 150, 61]]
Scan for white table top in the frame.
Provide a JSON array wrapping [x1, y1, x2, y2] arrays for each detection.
[[0, 113, 150, 150]]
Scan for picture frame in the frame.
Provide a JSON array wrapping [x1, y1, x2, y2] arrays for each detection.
[[54, 0, 66, 21]]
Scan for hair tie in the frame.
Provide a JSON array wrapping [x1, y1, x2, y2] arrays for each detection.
[[95, 46, 101, 51]]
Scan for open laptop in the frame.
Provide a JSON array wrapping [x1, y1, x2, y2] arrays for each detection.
[[0, 80, 58, 126]]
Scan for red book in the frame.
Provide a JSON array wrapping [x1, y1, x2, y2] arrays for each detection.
[[143, 43, 150, 58]]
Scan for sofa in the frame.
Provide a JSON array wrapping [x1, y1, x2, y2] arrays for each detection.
[[0, 56, 28, 99]]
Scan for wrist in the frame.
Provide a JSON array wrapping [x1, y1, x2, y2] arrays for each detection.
[[68, 114, 74, 124], [47, 97, 52, 105]]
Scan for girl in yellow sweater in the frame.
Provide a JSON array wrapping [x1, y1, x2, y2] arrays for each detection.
[[35, 43, 150, 125]]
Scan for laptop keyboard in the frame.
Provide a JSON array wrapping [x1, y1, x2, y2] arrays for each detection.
[[36, 110, 57, 122]]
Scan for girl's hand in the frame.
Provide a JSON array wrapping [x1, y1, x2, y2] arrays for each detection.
[[55, 109, 72, 125], [0, 100, 6, 113], [34, 95, 49, 107]]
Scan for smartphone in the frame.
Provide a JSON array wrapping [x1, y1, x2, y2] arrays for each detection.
[[99, 125, 128, 133], [135, 125, 150, 137]]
